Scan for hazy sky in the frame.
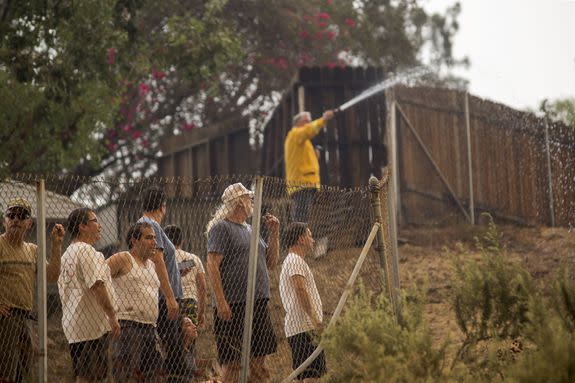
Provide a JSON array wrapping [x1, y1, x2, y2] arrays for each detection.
[[427, 0, 575, 111]]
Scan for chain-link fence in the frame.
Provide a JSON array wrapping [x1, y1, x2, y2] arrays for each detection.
[[0, 174, 391, 382]]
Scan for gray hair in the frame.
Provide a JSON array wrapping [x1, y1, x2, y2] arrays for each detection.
[[292, 111, 311, 125], [205, 199, 240, 237]]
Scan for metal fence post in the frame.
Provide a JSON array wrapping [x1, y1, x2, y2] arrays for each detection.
[[369, 175, 401, 323], [544, 121, 556, 227], [240, 176, 264, 383], [36, 179, 47, 383], [465, 92, 475, 225]]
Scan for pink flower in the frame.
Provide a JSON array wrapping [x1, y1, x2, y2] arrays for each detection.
[[142, 139, 150, 148], [326, 30, 336, 40], [122, 124, 132, 133], [318, 21, 328, 28], [317, 12, 330, 20], [345, 18, 356, 28], [139, 83, 151, 96], [181, 122, 195, 131], [106, 47, 116, 65], [277, 58, 288, 70], [106, 142, 118, 152], [299, 30, 311, 39], [131, 130, 142, 139], [152, 69, 166, 80], [327, 62, 337, 69]]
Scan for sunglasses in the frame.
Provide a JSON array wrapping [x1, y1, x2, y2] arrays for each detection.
[[5, 211, 31, 220]]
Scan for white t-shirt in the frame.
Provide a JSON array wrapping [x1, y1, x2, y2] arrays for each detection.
[[279, 252, 323, 337], [58, 242, 117, 343], [175, 249, 205, 301], [113, 254, 160, 325]]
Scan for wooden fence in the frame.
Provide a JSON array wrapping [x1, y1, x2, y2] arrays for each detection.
[[260, 66, 387, 188], [157, 67, 575, 227], [393, 86, 575, 227]]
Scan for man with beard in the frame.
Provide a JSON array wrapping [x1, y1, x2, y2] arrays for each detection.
[[205, 183, 279, 383]]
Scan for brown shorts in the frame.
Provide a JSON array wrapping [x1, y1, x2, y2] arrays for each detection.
[[0, 311, 33, 382]]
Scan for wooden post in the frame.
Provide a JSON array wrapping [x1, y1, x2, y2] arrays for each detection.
[[465, 92, 475, 224], [36, 180, 47, 383], [544, 121, 555, 226]]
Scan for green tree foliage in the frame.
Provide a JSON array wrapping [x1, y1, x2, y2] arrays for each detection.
[[0, 0, 121, 176], [321, 287, 455, 382], [540, 98, 575, 127], [1, 0, 465, 185], [449, 216, 536, 379]]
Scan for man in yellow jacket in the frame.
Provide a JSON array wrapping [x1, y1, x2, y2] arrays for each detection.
[[284, 109, 334, 257]]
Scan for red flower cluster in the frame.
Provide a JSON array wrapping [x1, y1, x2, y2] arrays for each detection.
[[107, 48, 117, 65]]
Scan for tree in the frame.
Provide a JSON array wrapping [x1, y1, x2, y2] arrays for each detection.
[[540, 98, 575, 127], [1, 0, 466, 189]]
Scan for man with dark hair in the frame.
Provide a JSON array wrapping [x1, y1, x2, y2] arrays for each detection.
[[164, 224, 206, 373], [0, 198, 65, 382], [137, 186, 193, 380], [58, 207, 120, 382], [106, 222, 171, 382], [279, 222, 326, 382]]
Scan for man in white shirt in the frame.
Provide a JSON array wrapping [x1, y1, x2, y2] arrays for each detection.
[[279, 222, 326, 382], [58, 208, 120, 383], [106, 222, 167, 382]]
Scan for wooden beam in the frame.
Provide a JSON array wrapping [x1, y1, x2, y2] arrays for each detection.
[[396, 102, 471, 222]]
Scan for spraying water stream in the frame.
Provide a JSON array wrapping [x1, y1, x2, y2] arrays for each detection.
[[335, 66, 432, 113]]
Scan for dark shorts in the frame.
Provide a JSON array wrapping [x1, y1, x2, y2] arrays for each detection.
[[213, 299, 277, 364], [157, 299, 195, 378], [287, 331, 327, 379], [112, 320, 163, 382], [69, 334, 110, 380], [291, 188, 317, 223], [0, 310, 33, 382]]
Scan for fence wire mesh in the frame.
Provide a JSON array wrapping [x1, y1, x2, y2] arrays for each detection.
[[0, 174, 386, 382]]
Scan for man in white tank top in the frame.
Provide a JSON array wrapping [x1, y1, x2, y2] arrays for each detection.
[[107, 222, 190, 381]]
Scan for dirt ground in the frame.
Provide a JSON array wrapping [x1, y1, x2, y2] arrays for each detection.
[[42, 223, 575, 382]]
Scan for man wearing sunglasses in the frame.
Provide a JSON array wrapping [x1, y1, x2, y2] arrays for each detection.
[[0, 198, 65, 382]]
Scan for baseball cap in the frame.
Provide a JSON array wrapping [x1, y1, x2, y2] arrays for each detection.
[[6, 198, 32, 216], [221, 183, 254, 204]]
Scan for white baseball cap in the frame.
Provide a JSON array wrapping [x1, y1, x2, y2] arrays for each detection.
[[221, 183, 254, 204]]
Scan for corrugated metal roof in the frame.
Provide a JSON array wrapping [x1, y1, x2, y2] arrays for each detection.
[[0, 181, 85, 219]]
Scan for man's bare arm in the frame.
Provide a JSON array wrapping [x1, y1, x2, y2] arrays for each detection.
[[207, 252, 230, 320], [292, 275, 321, 328], [91, 280, 120, 338], [151, 250, 179, 320], [46, 224, 65, 283]]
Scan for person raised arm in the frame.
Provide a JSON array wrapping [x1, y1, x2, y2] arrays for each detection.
[[46, 223, 65, 283], [262, 213, 280, 270]]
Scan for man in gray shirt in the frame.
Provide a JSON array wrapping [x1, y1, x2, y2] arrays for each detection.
[[206, 183, 279, 383]]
